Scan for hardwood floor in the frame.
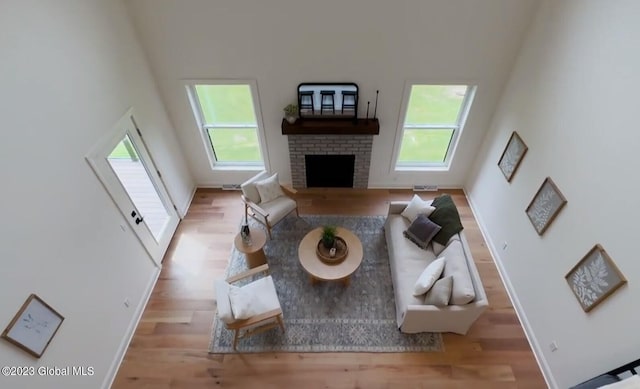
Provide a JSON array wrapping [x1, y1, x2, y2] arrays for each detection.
[[113, 188, 546, 388]]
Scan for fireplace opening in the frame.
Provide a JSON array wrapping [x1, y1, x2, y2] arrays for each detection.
[[305, 155, 355, 188]]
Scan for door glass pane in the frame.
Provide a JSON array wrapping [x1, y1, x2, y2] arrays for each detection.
[[107, 134, 170, 241]]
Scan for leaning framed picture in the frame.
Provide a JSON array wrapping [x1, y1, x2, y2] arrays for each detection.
[[1, 294, 64, 358], [498, 131, 528, 182], [566, 244, 627, 312], [525, 177, 567, 235]]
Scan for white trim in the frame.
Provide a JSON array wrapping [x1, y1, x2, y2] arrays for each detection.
[[183, 79, 270, 171], [101, 266, 161, 389], [464, 187, 558, 389], [367, 183, 463, 190], [389, 83, 477, 172], [178, 185, 198, 218], [85, 108, 179, 266]]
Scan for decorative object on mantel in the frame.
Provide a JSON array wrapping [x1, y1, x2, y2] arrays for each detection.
[[525, 177, 567, 235], [1, 294, 64, 358], [566, 244, 627, 312], [373, 90, 379, 119], [283, 103, 298, 124], [498, 131, 528, 182]]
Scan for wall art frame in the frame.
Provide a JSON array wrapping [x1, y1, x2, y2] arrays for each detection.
[[525, 177, 567, 235], [497, 131, 528, 182], [1, 294, 64, 358], [566, 244, 627, 312]]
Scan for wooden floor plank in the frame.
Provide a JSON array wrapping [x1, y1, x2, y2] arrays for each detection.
[[113, 189, 546, 388]]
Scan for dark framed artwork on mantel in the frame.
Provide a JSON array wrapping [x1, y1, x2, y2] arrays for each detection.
[[297, 83, 359, 120]]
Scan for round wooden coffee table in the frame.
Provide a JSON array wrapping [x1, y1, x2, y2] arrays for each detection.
[[298, 227, 363, 286], [234, 227, 267, 268]]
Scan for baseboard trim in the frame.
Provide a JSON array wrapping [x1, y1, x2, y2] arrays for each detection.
[[463, 187, 558, 389], [101, 267, 161, 389], [178, 185, 198, 218], [367, 184, 463, 190]]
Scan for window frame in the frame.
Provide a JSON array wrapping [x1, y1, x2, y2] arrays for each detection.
[[391, 82, 476, 171], [185, 79, 270, 171]]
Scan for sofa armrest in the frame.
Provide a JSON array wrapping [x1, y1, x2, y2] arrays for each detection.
[[401, 298, 489, 335], [388, 201, 408, 216]]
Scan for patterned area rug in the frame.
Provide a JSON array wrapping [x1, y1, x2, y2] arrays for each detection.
[[209, 215, 443, 353]]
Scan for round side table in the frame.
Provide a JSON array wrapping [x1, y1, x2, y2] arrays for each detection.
[[234, 227, 267, 268]]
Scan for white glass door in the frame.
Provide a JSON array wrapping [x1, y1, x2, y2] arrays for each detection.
[[86, 109, 180, 265]]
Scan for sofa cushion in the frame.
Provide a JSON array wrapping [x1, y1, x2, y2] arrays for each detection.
[[403, 214, 441, 250], [401, 194, 435, 223], [442, 240, 476, 304], [432, 234, 461, 256], [428, 194, 464, 245], [413, 257, 446, 296], [386, 215, 436, 310], [424, 275, 453, 306], [255, 173, 285, 204]]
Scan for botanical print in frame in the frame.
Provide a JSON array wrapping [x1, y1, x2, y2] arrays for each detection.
[[498, 131, 528, 182], [566, 244, 627, 312], [525, 177, 567, 235], [1, 294, 64, 358]]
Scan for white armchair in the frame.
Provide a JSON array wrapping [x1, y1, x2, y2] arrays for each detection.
[[240, 171, 298, 239], [214, 264, 285, 350]]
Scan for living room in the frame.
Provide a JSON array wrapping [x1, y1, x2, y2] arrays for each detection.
[[1, 1, 638, 388]]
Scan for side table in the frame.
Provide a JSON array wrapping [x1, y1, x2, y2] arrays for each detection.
[[234, 227, 267, 268]]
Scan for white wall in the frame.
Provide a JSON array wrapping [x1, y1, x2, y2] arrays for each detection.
[[126, 0, 538, 188], [466, 1, 640, 387], [0, 1, 193, 388]]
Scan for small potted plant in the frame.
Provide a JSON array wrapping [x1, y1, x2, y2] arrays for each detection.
[[283, 103, 298, 124], [321, 225, 337, 249]]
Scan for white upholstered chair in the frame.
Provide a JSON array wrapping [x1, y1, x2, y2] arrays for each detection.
[[214, 264, 285, 350], [240, 171, 298, 239]]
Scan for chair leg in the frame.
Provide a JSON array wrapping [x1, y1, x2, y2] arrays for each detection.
[[277, 314, 285, 333], [295, 207, 299, 217], [266, 224, 272, 239], [233, 329, 240, 350]]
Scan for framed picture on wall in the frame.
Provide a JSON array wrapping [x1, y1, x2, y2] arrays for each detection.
[[1, 294, 64, 358], [525, 177, 567, 235], [566, 244, 627, 312], [497, 131, 528, 182]]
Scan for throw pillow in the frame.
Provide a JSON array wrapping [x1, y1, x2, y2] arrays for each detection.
[[401, 194, 435, 223], [403, 214, 441, 250], [428, 194, 464, 245], [412, 257, 446, 296], [255, 173, 285, 204], [424, 275, 453, 306]]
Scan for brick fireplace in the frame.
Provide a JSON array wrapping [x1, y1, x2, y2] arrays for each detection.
[[287, 135, 373, 188]]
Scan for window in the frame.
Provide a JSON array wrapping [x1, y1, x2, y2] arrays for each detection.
[[395, 84, 475, 168], [188, 81, 265, 167]]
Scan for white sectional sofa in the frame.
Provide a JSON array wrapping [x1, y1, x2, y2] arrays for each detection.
[[384, 200, 489, 334]]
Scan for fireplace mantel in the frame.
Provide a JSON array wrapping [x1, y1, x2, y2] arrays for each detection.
[[281, 118, 379, 135]]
